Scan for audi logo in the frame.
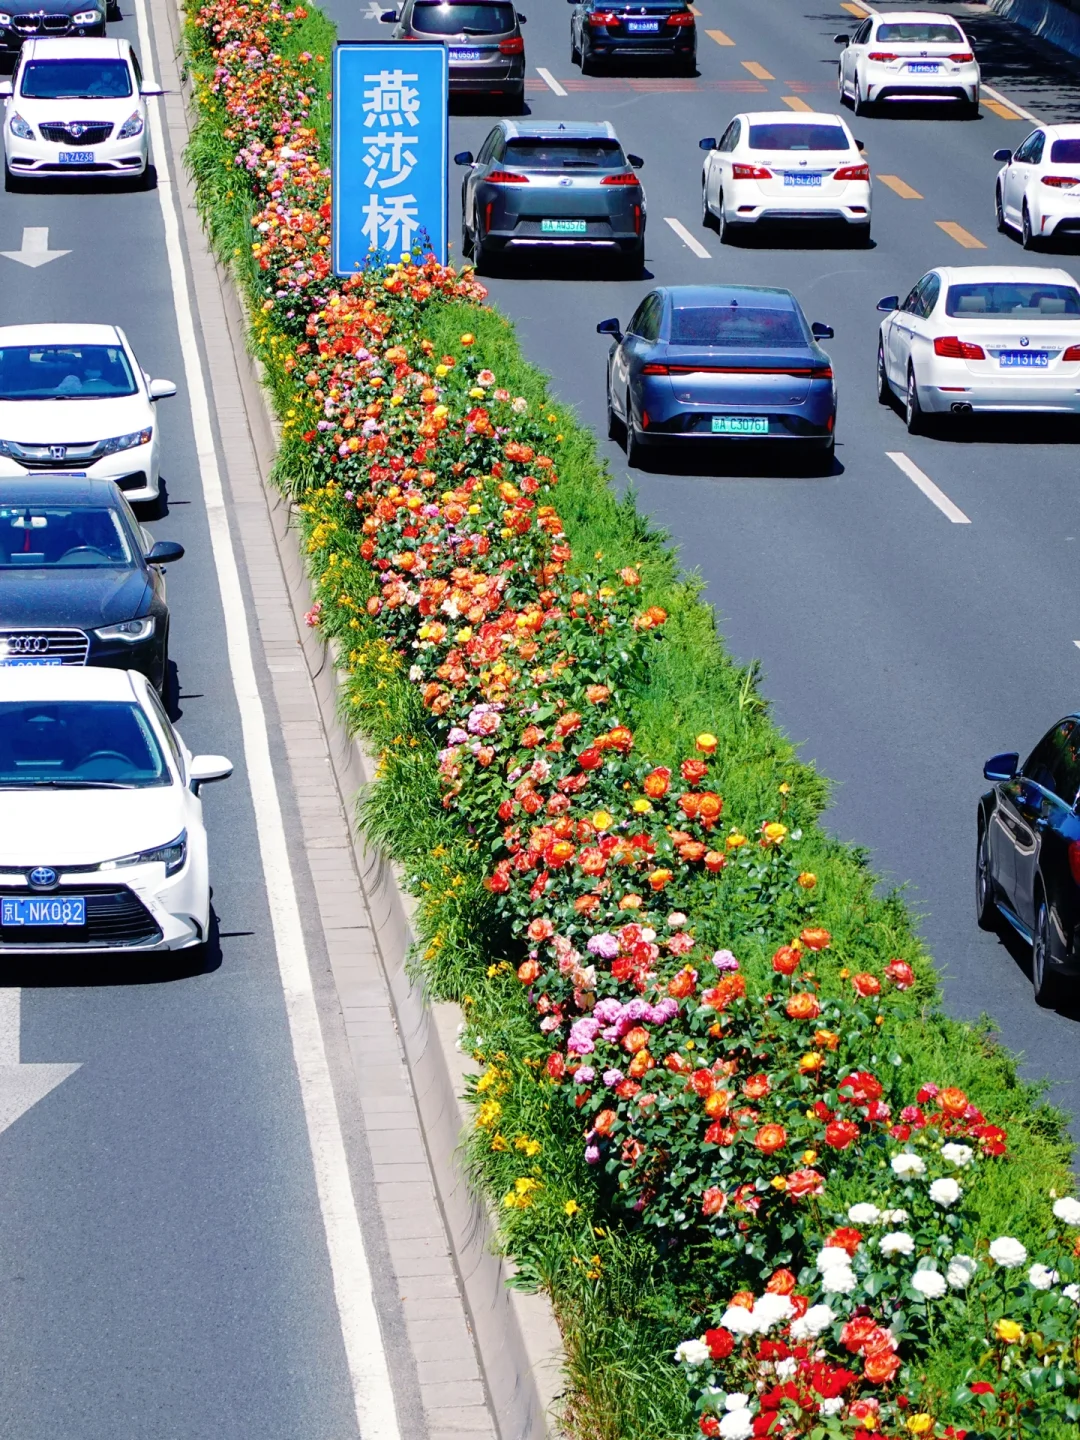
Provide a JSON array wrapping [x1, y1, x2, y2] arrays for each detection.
[[6, 635, 49, 654]]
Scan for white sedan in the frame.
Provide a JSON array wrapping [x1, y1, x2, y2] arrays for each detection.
[[995, 125, 1080, 248], [876, 265, 1080, 431], [699, 111, 870, 243], [835, 11, 979, 115], [1, 36, 162, 188], [0, 324, 175, 504], [0, 667, 231, 955]]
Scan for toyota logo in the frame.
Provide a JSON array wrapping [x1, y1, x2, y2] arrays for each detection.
[[7, 635, 48, 655], [49, 444, 67, 460], [28, 866, 57, 890]]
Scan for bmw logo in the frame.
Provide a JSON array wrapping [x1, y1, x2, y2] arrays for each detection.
[[1019, 336, 1029, 347], [28, 866, 57, 890]]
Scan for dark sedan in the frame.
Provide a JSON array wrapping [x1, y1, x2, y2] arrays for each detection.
[[0, 0, 108, 55], [978, 718, 1080, 1006], [598, 285, 836, 467], [382, 0, 526, 109], [0, 477, 182, 692], [569, 0, 696, 74]]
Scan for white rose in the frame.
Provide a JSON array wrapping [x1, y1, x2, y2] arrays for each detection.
[[819, 1398, 844, 1417], [719, 1306, 757, 1337], [891, 1152, 926, 1178], [881, 1208, 910, 1224], [725, 1394, 750, 1412], [880, 1231, 915, 1257], [790, 1304, 835, 1341], [940, 1142, 974, 1169], [947, 1255, 977, 1290], [1053, 1197, 1080, 1227], [821, 1264, 857, 1295], [911, 1268, 947, 1300], [775, 1358, 797, 1380], [929, 1178, 962, 1208], [674, 1339, 711, 1367], [989, 1237, 1028, 1270], [751, 1293, 794, 1332], [1063, 1283, 1080, 1303], [719, 1410, 755, 1440], [1029, 1263, 1058, 1291], [816, 1246, 852, 1273], [847, 1202, 881, 1225]]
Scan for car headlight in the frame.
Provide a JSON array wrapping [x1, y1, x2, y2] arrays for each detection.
[[100, 427, 152, 455], [72, 7, 101, 19], [94, 616, 156, 643], [99, 831, 187, 877], [117, 111, 144, 139], [0, 13, 13, 24], [0, 439, 16, 457], [9, 113, 34, 141]]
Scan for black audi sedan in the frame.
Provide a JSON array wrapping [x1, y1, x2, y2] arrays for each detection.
[[978, 717, 1080, 1006], [569, 0, 696, 75], [0, 0, 108, 56], [0, 477, 182, 692]]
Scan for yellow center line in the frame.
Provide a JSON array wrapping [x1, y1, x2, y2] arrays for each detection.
[[741, 60, 774, 79], [936, 220, 986, 249], [877, 174, 923, 199], [841, 1, 871, 14], [689, 4, 702, 13], [781, 95, 814, 111], [706, 26, 735, 44], [984, 98, 1022, 120]]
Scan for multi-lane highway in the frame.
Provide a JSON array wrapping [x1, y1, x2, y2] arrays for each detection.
[[320, 0, 1080, 1129]]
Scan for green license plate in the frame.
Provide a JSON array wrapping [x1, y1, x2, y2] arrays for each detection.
[[712, 416, 769, 434], [541, 219, 587, 234]]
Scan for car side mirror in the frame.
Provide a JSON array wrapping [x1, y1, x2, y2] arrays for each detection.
[[984, 752, 1019, 783], [699, 136, 717, 150], [148, 378, 176, 400], [627, 152, 643, 168], [993, 147, 1012, 162], [597, 317, 623, 340], [854, 137, 865, 151], [146, 539, 185, 564], [833, 33, 850, 43], [140, 84, 164, 96], [189, 754, 233, 792], [811, 322, 833, 339], [876, 295, 899, 312], [454, 149, 474, 166], [379, 8, 397, 19], [517, 11, 527, 20]]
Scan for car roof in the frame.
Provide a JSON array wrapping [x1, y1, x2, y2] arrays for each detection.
[[0, 665, 141, 702], [662, 284, 797, 309], [737, 110, 849, 127], [498, 119, 618, 141], [0, 476, 125, 507], [930, 265, 1079, 285], [872, 11, 964, 22], [21, 37, 131, 58], [1042, 124, 1080, 139], [0, 323, 124, 347]]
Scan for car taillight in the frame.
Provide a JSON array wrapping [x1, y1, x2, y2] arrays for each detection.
[[1063, 345, 1080, 361], [948, 51, 974, 61], [1070, 840, 1080, 884], [1042, 175, 1080, 188], [732, 163, 772, 179], [666, 10, 695, 23], [633, 202, 642, 234], [499, 34, 524, 53], [934, 335, 985, 359], [867, 50, 897, 60], [834, 163, 870, 181], [642, 363, 669, 375], [587, 10, 618, 23], [813, 366, 834, 379], [487, 170, 529, 184], [602, 172, 640, 185]]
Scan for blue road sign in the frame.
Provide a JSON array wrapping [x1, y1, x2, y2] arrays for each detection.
[[332, 42, 449, 272]]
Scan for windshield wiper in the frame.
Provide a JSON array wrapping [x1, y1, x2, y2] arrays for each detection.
[[5, 778, 138, 789], [460, 27, 494, 35]]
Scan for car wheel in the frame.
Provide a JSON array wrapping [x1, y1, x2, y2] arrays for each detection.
[[1022, 201, 1037, 249], [461, 212, 474, 259], [853, 77, 870, 116], [849, 222, 871, 248], [1032, 896, 1060, 1008], [606, 379, 624, 441], [4, 163, 24, 193], [625, 401, 645, 467], [571, 26, 580, 63], [876, 340, 892, 405], [701, 175, 718, 231], [716, 194, 738, 245], [905, 365, 924, 434], [995, 185, 1007, 233], [581, 46, 597, 75], [621, 241, 645, 279], [976, 822, 998, 930], [837, 64, 847, 104]]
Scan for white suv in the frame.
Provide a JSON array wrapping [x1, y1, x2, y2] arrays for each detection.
[[835, 11, 980, 116], [1, 36, 161, 186]]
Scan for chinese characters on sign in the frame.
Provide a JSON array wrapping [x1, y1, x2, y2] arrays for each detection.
[[333, 43, 449, 272]]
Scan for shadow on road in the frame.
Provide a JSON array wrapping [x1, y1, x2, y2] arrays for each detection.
[[0, 910, 225, 988]]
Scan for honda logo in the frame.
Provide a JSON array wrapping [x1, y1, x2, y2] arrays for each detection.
[[49, 445, 66, 460]]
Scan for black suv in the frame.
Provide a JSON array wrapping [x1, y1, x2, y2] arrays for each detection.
[[0, 0, 108, 56], [383, 0, 527, 110]]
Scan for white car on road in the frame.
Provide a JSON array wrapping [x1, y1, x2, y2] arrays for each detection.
[[835, 11, 979, 115], [994, 125, 1080, 248], [699, 111, 870, 244], [876, 265, 1080, 430], [0, 667, 231, 955], [1, 36, 161, 187], [0, 323, 175, 504]]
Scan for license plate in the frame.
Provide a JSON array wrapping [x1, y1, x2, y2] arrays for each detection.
[[999, 351, 1049, 367], [784, 173, 822, 187], [541, 219, 587, 233], [59, 150, 94, 163], [0, 657, 61, 666], [626, 19, 659, 31], [908, 62, 939, 72], [450, 47, 482, 60], [712, 416, 769, 434], [2, 896, 86, 926]]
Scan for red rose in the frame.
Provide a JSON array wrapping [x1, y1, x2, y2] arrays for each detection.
[[970, 1382, 995, 1395], [884, 958, 915, 990], [704, 1327, 734, 1361], [764, 1268, 796, 1295], [825, 1119, 860, 1150], [784, 1168, 824, 1199], [826, 1226, 863, 1256], [851, 972, 881, 998], [577, 746, 603, 770], [772, 946, 800, 976], [701, 1187, 727, 1217], [698, 1418, 720, 1439]]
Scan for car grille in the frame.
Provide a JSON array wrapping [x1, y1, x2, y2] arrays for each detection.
[[6, 440, 100, 467], [12, 12, 73, 31], [0, 629, 89, 664], [39, 122, 113, 145], [0, 886, 161, 948]]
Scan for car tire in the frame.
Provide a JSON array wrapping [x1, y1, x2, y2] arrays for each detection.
[[853, 78, 870, 115], [4, 163, 24, 193], [716, 195, 738, 245], [701, 176, 718, 231], [626, 406, 646, 467], [905, 365, 924, 434], [581, 47, 597, 75], [849, 222, 871, 248], [1022, 201, 1038, 249], [1032, 896, 1061, 1008], [976, 822, 998, 930], [837, 65, 848, 105], [461, 214, 474, 259], [571, 27, 581, 64], [507, 85, 525, 114], [606, 380, 624, 442], [995, 185, 1007, 233], [876, 340, 892, 405], [621, 241, 645, 279], [800, 439, 835, 475]]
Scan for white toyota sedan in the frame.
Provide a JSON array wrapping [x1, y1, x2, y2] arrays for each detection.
[[835, 11, 979, 115], [994, 125, 1080, 248], [0, 667, 231, 955], [1, 36, 161, 188], [699, 111, 870, 243], [876, 266, 1080, 430], [0, 324, 175, 504]]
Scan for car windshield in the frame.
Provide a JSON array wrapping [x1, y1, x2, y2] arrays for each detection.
[[0, 506, 133, 569], [670, 305, 806, 347], [0, 700, 169, 788], [747, 123, 850, 152], [945, 283, 1080, 317], [19, 59, 133, 99], [874, 22, 963, 41], [411, 2, 515, 33], [502, 138, 625, 169], [1050, 139, 1080, 163], [0, 344, 137, 400]]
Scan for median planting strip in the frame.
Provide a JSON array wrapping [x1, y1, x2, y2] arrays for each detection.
[[184, 2, 1080, 1435]]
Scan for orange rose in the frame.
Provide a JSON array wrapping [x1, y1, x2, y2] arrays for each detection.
[[754, 1123, 787, 1155], [765, 1268, 797, 1295], [681, 758, 709, 783], [696, 733, 718, 754], [585, 684, 610, 704], [704, 1089, 733, 1118], [642, 767, 671, 799], [784, 1167, 824, 1199], [517, 959, 541, 983], [785, 993, 821, 1021], [628, 1050, 654, 1078], [593, 1108, 617, 1136], [728, 1290, 755, 1311], [701, 1186, 727, 1217], [863, 1345, 901, 1385], [814, 1029, 840, 1051], [689, 1068, 715, 1096], [799, 927, 831, 951], [827, 1226, 863, 1257], [527, 917, 554, 942], [647, 869, 673, 891], [574, 895, 600, 915], [622, 1026, 650, 1054], [697, 792, 723, 827], [668, 970, 697, 999], [772, 946, 801, 976], [704, 851, 726, 873], [742, 1073, 770, 1100], [851, 972, 881, 997], [939, 1087, 968, 1117]]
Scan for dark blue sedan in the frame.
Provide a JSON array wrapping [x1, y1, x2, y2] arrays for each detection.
[[597, 284, 836, 468]]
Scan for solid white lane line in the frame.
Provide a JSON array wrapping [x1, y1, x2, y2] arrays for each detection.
[[536, 66, 567, 96], [132, 0, 402, 1436], [981, 82, 1040, 125], [665, 216, 711, 258], [886, 451, 971, 524]]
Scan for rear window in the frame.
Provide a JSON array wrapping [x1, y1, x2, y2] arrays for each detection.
[[747, 123, 851, 152], [20, 59, 133, 99], [411, 2, 515, 33], [945, 283, 1080, 317], [670, 305, 806, 347], [1050, 139, 1080, 164], [874, 22, 963, 41], [502, 138, 625, 170]]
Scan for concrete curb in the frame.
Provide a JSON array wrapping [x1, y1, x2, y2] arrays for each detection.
[[987, 0, 1080, 64]]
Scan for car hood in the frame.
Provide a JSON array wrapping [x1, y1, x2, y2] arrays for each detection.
[[0, 394, 150, 444], [0, 786, 184, 867], [0, 566, 149, 627], [10, 95, 142, 124]]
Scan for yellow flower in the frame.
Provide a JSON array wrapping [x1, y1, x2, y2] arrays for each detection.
[[762, 822, 788, 846], [725, 833, 748, 851], [490, 1134, 508, 1152], [514, 1176, 541, 1196], [469, 387, 485, 399], [770, 1175, 788, 1190], [475, 1099, 502, 1129], [799, 1052, 823, 1074], [797, 871, 817, 890], [434, 364, 449, 378], [906, 1417, 933, 1436], [994, 1318, 1024, 1345], [632, 798, 653, 814], [564, 1200, 580, 1217], [801, 1149, 818, 1165], [592, 810, 613, 831]]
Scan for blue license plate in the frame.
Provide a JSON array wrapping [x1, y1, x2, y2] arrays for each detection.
[[712, 416, 769, 434], [0, 657, 61, 666], [784, 173, 822, 187], [908, 62, 939, 73], [999, 351, 1049, 367], [59, 150, 94, 163], [450, 47, 482, 60], [2, 896, 86, 926], [626, 19, 659, 31]]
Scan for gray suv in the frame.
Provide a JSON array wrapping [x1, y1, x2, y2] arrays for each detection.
[[381, 0, 526, 110]]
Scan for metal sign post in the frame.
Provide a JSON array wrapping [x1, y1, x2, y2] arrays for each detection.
[[332, 41, 450, 272]]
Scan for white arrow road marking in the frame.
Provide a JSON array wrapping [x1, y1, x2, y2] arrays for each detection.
[[665, 216, 711, 258], [365, 0, 386, 17], [0, 989, 80, 1138], [1, 227, 71, 268], [536, 67, 567, 96], [886, 451, 971, 524]]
